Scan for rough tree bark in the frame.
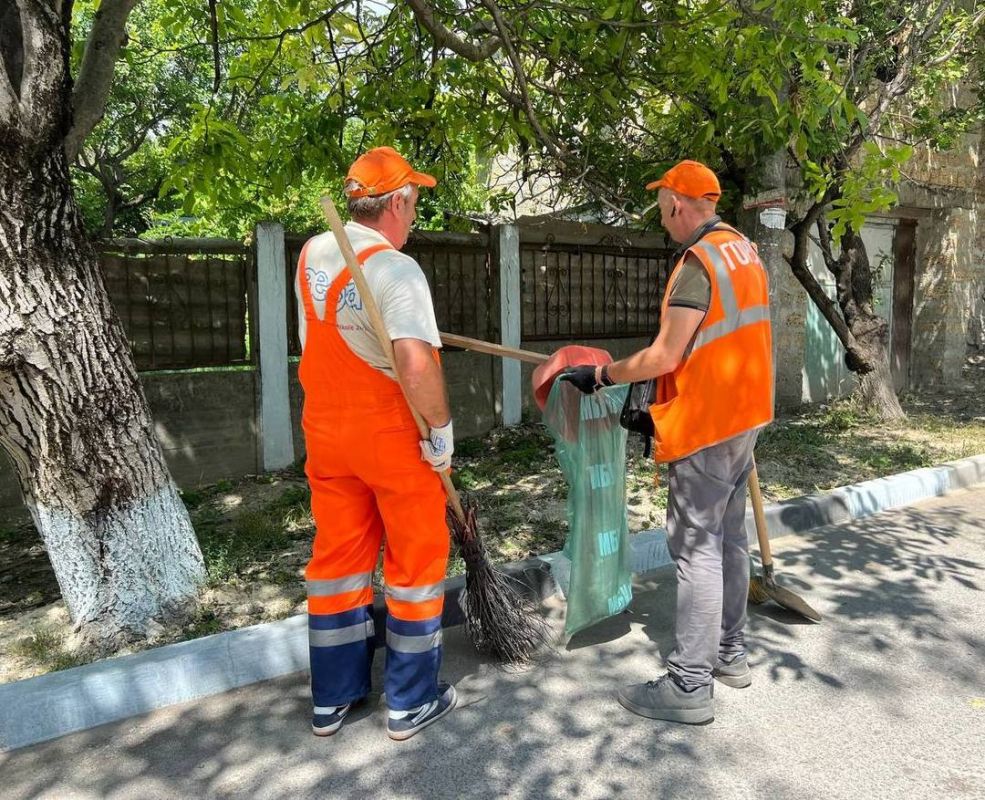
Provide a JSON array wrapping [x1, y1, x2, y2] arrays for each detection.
[[1, 0, 205, 645]]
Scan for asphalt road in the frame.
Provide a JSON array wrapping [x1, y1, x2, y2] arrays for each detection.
[[2, 487, 983, 800]]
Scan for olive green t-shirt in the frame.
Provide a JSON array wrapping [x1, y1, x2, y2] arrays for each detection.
[[667, 253, 711, 312]]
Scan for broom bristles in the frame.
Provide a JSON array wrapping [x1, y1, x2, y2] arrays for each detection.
[[448, 496, 552, 663], [748, 575, 770, 605]]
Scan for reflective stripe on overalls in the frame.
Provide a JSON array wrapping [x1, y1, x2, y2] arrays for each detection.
[[298, 237, 450, 711]]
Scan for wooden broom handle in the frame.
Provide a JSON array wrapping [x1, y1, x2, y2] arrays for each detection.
[[747, 459, 773, 568], [438, 332, 549, 365], [319, 196, 467, 524]]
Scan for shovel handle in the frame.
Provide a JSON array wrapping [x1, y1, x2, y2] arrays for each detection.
[[747, 459, 773, 569], [439, 332, 549, 365], [319, 196, 466, 524]]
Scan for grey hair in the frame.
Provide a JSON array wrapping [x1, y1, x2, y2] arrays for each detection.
[[345, 182, 414, 222]]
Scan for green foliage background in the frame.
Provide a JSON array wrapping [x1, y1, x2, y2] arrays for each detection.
[[70, 0, 985, 240]]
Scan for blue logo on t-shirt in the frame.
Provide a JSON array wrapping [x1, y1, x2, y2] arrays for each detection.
[[306, 268, 331, 302], [336, 280, 363, 312]]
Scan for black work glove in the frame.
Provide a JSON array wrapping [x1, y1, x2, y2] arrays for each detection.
[[558, 365, 603, 394]]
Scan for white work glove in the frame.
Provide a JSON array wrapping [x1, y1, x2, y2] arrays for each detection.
[[420, 419, 454, 472]]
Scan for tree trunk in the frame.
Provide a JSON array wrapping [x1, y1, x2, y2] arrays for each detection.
[[855, 337, 904, 420], [1, 4, 205, 646], [836, 233, 906, 421], [101, 173, 118, 238], [788, 210, 906, 422]]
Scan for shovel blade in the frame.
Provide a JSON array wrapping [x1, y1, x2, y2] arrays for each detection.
[[765, 581, 822, 623]]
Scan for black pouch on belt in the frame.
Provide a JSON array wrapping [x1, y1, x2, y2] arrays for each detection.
[[619, 378, 656, 458]]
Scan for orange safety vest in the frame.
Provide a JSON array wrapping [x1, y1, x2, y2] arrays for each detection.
[[649, 224, 774, 462]]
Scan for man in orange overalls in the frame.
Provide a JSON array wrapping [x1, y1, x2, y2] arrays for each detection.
[[296, 147, 456, 741], [561, 160, 774, 725]]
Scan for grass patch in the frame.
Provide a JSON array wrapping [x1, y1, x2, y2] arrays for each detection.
[[198, 511, 292, 584], [857, 442, 932, 472], [184, 608, 224, 639], [11, 626, 91, 673], [178, 489, 205, 510], [455, 423, 556, 484], [188, 476, 314, 587], [264, 485, 310, 514]]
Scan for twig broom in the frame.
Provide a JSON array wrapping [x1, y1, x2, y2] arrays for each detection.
[[319, 196, 550, 662]]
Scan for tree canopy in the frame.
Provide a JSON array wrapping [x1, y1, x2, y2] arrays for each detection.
[[72, 0, 984, 242]]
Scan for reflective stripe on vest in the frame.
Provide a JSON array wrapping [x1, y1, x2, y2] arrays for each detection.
[[306, 572, 373, 597], [386, 628, 443, 653], [384, 581, 445, 603], [690, 240, 770, 351], [691, 242, 770, 352], [309, 619, 376, 647]]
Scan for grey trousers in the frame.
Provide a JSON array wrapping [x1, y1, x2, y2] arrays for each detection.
[[665, 429, 759, 690]]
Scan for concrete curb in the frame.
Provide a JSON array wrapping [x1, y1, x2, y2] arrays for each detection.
[[749, 454, 985, 539], [2, 453, 983, 752]]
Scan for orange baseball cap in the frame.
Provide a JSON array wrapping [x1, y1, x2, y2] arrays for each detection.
[[345, 146, 437, 198], [645, 159, 721, 200]]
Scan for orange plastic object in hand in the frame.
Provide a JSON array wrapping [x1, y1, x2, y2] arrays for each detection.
[[531, 345, 613, 411]]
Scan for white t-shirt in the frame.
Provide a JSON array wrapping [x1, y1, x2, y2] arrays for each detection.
[[295, 222, 442, 378]]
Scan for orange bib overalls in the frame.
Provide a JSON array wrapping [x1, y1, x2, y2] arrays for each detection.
[[298, 241, 450, 712]]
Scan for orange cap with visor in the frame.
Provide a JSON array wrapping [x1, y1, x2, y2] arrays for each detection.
[[345, 146, 437, 198], [646, 159, 721, 201]]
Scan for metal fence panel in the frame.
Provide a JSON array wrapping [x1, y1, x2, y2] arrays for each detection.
[[520, 239, 674, 340], [97, 240, 252, 371]]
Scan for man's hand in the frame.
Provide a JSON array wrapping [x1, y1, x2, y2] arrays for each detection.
[[420, 419, 453, 472], [558, 365, 602, 394]]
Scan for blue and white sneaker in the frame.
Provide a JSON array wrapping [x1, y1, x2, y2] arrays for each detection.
[[312, 701, 357, 736], [386, 683, 457, 741]]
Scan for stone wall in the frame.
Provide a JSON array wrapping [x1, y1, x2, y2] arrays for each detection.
[[910, 206, 979, 386], [900, 130, 985, 385]]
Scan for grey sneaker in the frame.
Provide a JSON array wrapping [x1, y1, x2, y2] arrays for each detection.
[[617, 674, 714, 725], [312, 702, 355, 736], [713, 655, 752, 688], [387, 683, 457, 741]]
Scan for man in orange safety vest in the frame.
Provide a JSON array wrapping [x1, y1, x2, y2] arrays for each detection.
[[561, 159, 774, 725]]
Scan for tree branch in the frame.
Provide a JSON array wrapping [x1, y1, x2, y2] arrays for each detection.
[[481, 0, 564, 161], [208, 0, 221, 94], [403, 0, 502, 61], [925, 6, 985, 67], [786, 245, 857, 359], [785, 188, 859, 358], [842, 0, 951, 162], [66, 0, 141, 162], [815, 216, 861, 326]]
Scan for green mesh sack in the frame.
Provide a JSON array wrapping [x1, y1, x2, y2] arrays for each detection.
[[543, 379, 633, 640]]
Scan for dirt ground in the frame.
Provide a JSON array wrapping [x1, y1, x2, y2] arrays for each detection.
[[3, 360, 985, 683]]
